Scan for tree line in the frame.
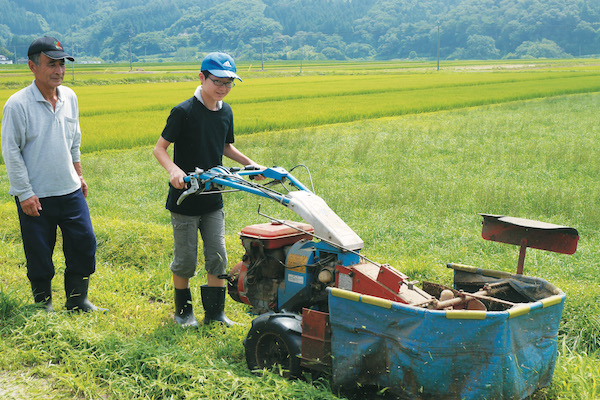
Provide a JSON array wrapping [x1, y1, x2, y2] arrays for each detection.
[[0, 0, 599, 63]]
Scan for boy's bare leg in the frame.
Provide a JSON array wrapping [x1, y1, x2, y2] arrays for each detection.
[[173, 273, 189, 289], [207, 273, 226, 287]]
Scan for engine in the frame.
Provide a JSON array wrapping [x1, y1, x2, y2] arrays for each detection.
[[227, 221, 339, 314]]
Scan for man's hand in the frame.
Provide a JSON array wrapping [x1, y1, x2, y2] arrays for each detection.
[[20, 195, 42, 217], [80, 175, 89, 198]]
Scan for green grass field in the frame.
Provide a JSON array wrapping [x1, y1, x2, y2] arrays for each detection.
[[0, 60, 599, 399]]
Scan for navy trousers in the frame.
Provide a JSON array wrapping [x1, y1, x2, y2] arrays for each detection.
[[16, 189, 96, 282]]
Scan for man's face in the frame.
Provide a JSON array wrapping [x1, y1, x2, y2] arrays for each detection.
[[29, 53, 65, 90]]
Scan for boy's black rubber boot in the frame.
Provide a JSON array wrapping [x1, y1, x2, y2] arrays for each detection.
[[200, 285, 238, 327], [30, 280, 54, 312], [174, 288, 199, 328], [64, 274, 108, 313]]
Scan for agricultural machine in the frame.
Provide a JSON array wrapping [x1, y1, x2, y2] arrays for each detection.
[[179, 166, 578, 399]]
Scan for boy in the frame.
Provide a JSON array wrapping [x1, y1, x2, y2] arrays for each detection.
[[153, 52, 262, 327]]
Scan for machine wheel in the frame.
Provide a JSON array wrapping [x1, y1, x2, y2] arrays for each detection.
[[244, 312, 303, 378]]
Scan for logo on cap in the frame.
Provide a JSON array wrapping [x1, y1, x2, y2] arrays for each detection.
[[223, 60, 232, 68], [54, 40, 64, 51]]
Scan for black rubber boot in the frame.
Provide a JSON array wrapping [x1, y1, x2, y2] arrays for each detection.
[[30, 280, 53, 312], [174, 288, 199, 328], [201, 285, 238, 327], [64, 274, 107, 313]]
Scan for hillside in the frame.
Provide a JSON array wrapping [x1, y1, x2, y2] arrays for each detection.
[[0, 0, 599, 62]]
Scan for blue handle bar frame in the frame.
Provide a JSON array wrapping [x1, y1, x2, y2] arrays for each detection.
[[179, 166, 311, 206]]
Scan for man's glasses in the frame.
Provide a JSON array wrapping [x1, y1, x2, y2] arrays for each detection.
[[207, 76, 235, 88]]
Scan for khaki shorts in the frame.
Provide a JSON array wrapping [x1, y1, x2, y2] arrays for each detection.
[[169, 209, 228, 278]]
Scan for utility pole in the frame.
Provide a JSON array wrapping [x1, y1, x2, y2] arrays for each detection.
[[260, 28, 264, 71], [437, 20, 440, 71], [129, 34, 133, 71]]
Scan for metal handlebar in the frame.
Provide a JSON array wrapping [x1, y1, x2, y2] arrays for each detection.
[[176, 166, 310, 206]]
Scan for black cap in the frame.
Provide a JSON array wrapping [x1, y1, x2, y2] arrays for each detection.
[[28, 36, 74, 61]]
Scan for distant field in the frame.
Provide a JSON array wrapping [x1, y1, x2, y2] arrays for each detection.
[[1, 59, 600, 162]]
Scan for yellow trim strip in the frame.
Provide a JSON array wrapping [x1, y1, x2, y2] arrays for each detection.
[[330, 288, 393, 309], [480, 269, 512, 279], [508, 305, 531, 319], [445, 310, 487, 320], [330, 287, 361, 302], [448, 263, 478, 273], [448, 263, 512, 279], [541, 295, 563, 308], [361, 294, 393, 309]]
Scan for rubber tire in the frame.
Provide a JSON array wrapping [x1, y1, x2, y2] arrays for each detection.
[[244, 312, 303, 378]]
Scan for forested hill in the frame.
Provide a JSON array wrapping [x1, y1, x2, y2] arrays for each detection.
[[0, 0, 599, 62]]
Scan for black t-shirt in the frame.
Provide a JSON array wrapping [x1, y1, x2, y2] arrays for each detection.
[[161, 96, 235, 216]]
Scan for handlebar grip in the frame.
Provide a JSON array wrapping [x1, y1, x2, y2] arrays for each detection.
[[226, 166, 258, 173], [183, 176, 191, 183]]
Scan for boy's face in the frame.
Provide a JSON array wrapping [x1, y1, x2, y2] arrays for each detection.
[[199, 73, 234, 104]]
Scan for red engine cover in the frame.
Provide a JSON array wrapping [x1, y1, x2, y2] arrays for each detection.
[[239, 221, 314, 249]]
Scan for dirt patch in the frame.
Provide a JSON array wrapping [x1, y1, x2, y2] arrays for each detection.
[[0, 370, 75, 400]]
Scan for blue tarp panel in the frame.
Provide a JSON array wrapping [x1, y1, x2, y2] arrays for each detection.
[[327, 275, 565, 400]]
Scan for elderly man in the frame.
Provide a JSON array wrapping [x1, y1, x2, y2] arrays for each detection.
[[1, 36, 105, 313]]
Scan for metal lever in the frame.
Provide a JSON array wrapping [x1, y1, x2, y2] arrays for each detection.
[[176, 175, 200, 205]]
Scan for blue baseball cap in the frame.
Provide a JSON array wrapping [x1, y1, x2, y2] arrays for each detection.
[[201, 52, 242, 81]]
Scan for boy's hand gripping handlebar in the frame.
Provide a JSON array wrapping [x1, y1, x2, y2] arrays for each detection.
[[176, 168, 203, 205], [176, 166, 264, 205]]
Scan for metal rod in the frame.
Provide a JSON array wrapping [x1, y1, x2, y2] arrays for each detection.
[[517, 238, 527, 275], [457, 291, 516, 307], [434, 289, 516, 309], [414, 283, 515, 309], [193, 188, 241, 195]]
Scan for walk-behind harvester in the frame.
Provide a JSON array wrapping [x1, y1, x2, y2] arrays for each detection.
[[179, 166, 578, 400]]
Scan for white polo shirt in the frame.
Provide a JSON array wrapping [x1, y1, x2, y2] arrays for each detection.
[[1, 81, 82, 201]]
